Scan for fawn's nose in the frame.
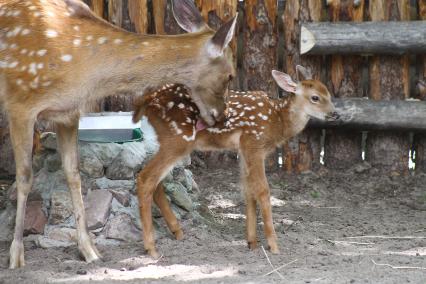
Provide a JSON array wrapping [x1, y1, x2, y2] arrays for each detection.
[[327, 111, 340, 121]]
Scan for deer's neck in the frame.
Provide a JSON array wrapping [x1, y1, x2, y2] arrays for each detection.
[[279, 95, 310, 139]]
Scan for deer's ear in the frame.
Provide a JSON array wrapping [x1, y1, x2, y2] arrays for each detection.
[[172, 0, 206, 33], [296, 65, 313, 81], [206, 15, 238, 58], [272, 70, 298, 93]]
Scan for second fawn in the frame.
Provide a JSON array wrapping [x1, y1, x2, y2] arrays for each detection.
[[133, 66, 339, 257]]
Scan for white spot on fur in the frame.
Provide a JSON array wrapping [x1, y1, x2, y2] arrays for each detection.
[[114, 39, 123, 44], [37, 63, 44, 69], [86, 35, 93, 41], [167, 102, 174, 109], [61, 54, 73, 62], [45, 29, 58, 38], [28, 63, 37, 75], [258, 102, 264, 107], [73, 39, 81, 46], [21, 29, 31, 36], [73, 26, 80, 32], [37, 49, 47, 56], [16, 79, 23, 85], [249, 115, 255, 120], [8, 61, 18, 68], [97, 37, 107, 44], [33, 11, 41, 17], [178, 103, 185, 109]]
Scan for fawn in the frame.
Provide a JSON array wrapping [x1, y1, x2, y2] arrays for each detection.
[[0, 0, 237, 268], [133, 66, 340, 257]]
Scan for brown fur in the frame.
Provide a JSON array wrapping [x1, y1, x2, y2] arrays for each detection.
[[1, 0, 236, 269], [133, 73, 337, 257]]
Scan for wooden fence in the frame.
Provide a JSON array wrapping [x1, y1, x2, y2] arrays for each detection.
[[0, 0, 425, 176]]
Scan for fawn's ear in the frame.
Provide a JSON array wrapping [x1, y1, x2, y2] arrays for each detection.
[[296, 65, 313, 81], [172, 0, 206, 33], [206, 15, 238, 58], [272, 70, 298, 93]]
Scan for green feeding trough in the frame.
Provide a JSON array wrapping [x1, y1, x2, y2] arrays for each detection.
[[78, 112, 143, 144]]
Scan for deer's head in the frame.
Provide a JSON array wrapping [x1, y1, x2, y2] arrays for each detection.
[[272, 66, 339, 121], [172, 0, 237, 126]]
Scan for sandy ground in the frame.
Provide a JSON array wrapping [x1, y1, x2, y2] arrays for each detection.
[[0, 164, 425, 284]]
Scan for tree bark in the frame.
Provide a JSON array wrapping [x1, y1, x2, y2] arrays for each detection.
[[324, 0, 364, 170], [282, 0, 324, 173], [414, 1, 426, 173], [365, 0, 411, 175], [301, 21, 426, 55]]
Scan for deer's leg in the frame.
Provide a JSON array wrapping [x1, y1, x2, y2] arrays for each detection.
[[240, 156, 258, 250], [56, 123, 101, 263], [9, 115, 35, 269], [137, 147, 188, 258], [241, 149, 279, 254], [153, 183, 183, 240]]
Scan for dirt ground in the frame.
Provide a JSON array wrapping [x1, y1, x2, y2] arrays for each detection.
[[0, 163, 425, 284]]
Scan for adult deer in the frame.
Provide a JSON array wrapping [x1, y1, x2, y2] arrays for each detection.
[[133, 66, 339, 258], [0, 0, 237, 268]]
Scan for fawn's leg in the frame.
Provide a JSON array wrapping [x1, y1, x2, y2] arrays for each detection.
[[240, 155, 258, 250], [241, 149, 279, 253], [56, 123, 101, 262], [153, 183, 183, 240], [9, 114, 35, 269], [137, 146, 189, 258]]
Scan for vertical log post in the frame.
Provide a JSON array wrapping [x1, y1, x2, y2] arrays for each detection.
[[243, 0, 278, 170], [191, 0, 239, 168], [152, 0, 185, 35], [282, 0, 324, 173], [365, 0, 411, 175], [414, 1, 426, 172], [323, 0, 364, 169]]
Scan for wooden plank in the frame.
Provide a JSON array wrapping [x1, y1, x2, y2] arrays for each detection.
[[414, 1, 426, 172], [366, 0, 411, 175], [152, 0, 185, 35], [282, 0, 324, 173], [128, 0, 149, 34], [241, 0, 278, 170], [300, 21, 426, 55], [323, 0, 364, 170], [310, 98, 426, 131], [192, 0, 239, 168]]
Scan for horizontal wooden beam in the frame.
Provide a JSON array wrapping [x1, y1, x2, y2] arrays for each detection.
[[301, 21, 426, 55], [308, 98, 426, 131]]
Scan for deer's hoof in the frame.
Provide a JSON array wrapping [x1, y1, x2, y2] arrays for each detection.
[[247, 241, 257, 250], [146, 248, 160, 259], [269, 244, 280, 254], [9, 240, 25, 269], [174, 229, 184, 240]]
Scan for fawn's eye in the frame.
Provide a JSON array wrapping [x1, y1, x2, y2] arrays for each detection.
[[228, 74, 234, 82], [311, 95, 320, 103]]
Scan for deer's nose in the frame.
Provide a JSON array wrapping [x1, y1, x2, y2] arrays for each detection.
[[328, 111, 340, 121]]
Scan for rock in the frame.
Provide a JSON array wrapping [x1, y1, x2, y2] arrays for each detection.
[[46, 226, 77, 243], [111, 196, 141, 230], [37, 236, 73, 248], [50, 190, 73, 225], [106, 142, 147, 180], [353, 162, 372, 174], [163, 182, 193, 212], [32, 152, 47, 174], [176, 155, 191, 167], [0, 204, 16, 241], [45, 152, 62, 172], [173, 168, 194, 192], [104, 213, 141, 242], [40, 132, 57, 150], [110, 189, 130, 207], [86, 143, 123, 168], [24, 201, 47, 235], [79, 143, 104, 178], [93, 177, 135, 192], [85, 190, 113, 230]]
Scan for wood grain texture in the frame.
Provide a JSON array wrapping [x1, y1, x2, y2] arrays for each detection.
[[301, 21, 426, 55], [153, 0, 185, 35], [324, 0, 364, 170], [128, 0, 149, 34], [91, 0, 104, 18], [413, 0, 426, 172], [310, 98, 426, 131], [282, 0, 323, 173], [366, 0, 411, 174]]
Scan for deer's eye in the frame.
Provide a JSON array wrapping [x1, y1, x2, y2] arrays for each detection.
[[228, 74, 234, 82], [311, 95, 320, 103]]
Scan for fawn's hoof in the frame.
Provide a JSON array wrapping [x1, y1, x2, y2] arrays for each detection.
[[79, 239, 102, 263], [9, 240, 25, 269], [174, 229, 184, 240], [268, 244, 280, 254], [146, 248, 160, 259], [247, 241, 257, 250]]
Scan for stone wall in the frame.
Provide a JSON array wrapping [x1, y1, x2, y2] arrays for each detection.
[[0, 133, 197, 248]]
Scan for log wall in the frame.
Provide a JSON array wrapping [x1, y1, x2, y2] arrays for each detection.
[[0, 0, 425, 177]]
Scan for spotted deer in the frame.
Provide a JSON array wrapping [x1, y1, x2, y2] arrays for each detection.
[[132, 66, 340, 257], [0, 0, 237, 268]]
